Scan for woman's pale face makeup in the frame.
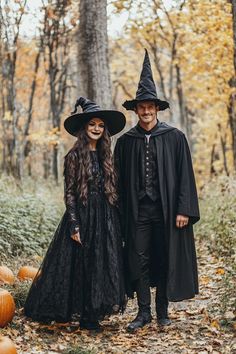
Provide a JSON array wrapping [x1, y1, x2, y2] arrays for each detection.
[[86, 118, 105, 148]]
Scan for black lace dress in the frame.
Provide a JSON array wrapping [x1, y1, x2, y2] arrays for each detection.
[[24, 150, 125, 323]]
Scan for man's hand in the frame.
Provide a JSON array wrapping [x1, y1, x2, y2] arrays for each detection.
[[176, 215, 189, 228], [71, 231, 82, 245]]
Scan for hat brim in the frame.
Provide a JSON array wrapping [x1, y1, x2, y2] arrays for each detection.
[[123, 98, 169, 111], [64, 110, 126, 137]]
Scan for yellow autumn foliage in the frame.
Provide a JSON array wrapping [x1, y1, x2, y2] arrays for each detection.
[[110, 0, 235, 185]]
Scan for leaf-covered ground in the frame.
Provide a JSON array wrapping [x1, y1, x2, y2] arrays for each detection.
[[1, 242, 235, 354]]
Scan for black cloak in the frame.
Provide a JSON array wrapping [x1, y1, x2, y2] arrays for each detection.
[[114, 121, 200, 302]]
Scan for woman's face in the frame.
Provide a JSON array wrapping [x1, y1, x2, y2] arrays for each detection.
[[86, 118, 105, 141]]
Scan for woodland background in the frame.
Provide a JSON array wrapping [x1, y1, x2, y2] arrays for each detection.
[[0, 0, 236, 184], [0, 0, 235, 353]]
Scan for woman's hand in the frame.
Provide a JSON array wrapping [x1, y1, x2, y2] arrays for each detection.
[[71, 231, 82, 245], [176, 214, 189, 228]]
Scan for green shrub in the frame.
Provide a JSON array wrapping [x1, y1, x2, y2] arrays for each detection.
[[220, 269, 236, 322], [0, 175, 64, 258], [196, 175, 236, 263]]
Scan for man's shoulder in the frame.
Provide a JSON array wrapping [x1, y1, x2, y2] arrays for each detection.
[[156, 122, 184, 138], [116, 127, 138, 142], [165, 126, 185, 137], [116, 133, 127, 141]]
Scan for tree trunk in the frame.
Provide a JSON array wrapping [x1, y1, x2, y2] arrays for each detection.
[[175, 64, 193, 148], [218, 123, 230, 176], [210, 143, 217, 177], [78, 0, 112, 108], [42, 1, 73, 182], [0, 1, 26, 178], [229, 0, 236, 170], [43, 151, 50, 179]]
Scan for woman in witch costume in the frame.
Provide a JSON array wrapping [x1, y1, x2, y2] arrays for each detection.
[[24, 97, 126, 330]]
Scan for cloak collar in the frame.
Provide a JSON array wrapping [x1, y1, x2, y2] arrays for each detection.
[[136, 122, 159, 135], [125, 120, 176, 138]]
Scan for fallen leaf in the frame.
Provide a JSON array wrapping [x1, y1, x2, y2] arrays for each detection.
[[215, 268, 225, 275]]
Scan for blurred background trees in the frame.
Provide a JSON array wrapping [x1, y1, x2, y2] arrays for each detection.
[[0, 0, 235, 187], [110, 0, 235, 185]]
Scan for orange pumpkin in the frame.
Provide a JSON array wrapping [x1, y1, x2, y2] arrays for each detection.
[[0, 289, 15, 328], [0, 336, 17, 354], [17, 266, 38, 281], [0, 266, 15, 285]]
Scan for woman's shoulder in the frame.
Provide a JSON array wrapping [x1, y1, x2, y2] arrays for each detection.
[[64, 148, 79, 163]]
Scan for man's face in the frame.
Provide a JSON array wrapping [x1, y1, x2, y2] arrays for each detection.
[[135, 101, 159, 125]]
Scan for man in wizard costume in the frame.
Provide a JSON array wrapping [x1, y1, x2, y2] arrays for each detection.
[[114, 49, 200, 332]]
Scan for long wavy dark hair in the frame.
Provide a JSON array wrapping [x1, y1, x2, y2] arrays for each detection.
[[69, 123, 118, 206]]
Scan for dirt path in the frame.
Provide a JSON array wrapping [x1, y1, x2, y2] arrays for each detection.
[[2, 243, 235, 354]]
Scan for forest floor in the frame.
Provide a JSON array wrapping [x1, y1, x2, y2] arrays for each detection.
[[1, 242, 236, 354]]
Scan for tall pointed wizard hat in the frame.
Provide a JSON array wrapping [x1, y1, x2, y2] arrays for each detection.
[[123, 49, 169, 111], [64, 97, 126, 136]]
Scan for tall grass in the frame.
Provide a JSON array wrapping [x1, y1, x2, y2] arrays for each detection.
[[0, 175, 64, 259], [196, 175, 236, 263]]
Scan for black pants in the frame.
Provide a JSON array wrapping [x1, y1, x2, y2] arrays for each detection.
[[135, 196, 168, 317]]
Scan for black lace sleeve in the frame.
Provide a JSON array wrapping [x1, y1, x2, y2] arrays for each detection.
[[64, 151, 80, 236]]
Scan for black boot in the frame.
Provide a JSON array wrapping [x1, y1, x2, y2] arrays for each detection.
[[156, 285, 171, 326], [156, 302, 171, 326], [157, 317, 171, 326], [127, 309, 152, 333]]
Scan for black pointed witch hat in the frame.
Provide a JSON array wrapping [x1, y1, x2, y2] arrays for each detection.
[[64, 97, 126, 136], [123, 49, 169, 111]]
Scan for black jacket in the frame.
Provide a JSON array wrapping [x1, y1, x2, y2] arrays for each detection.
[[114, 121, 200, 301]]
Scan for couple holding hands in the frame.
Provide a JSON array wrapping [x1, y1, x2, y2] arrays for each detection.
[[24, 50, 200, 333]]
